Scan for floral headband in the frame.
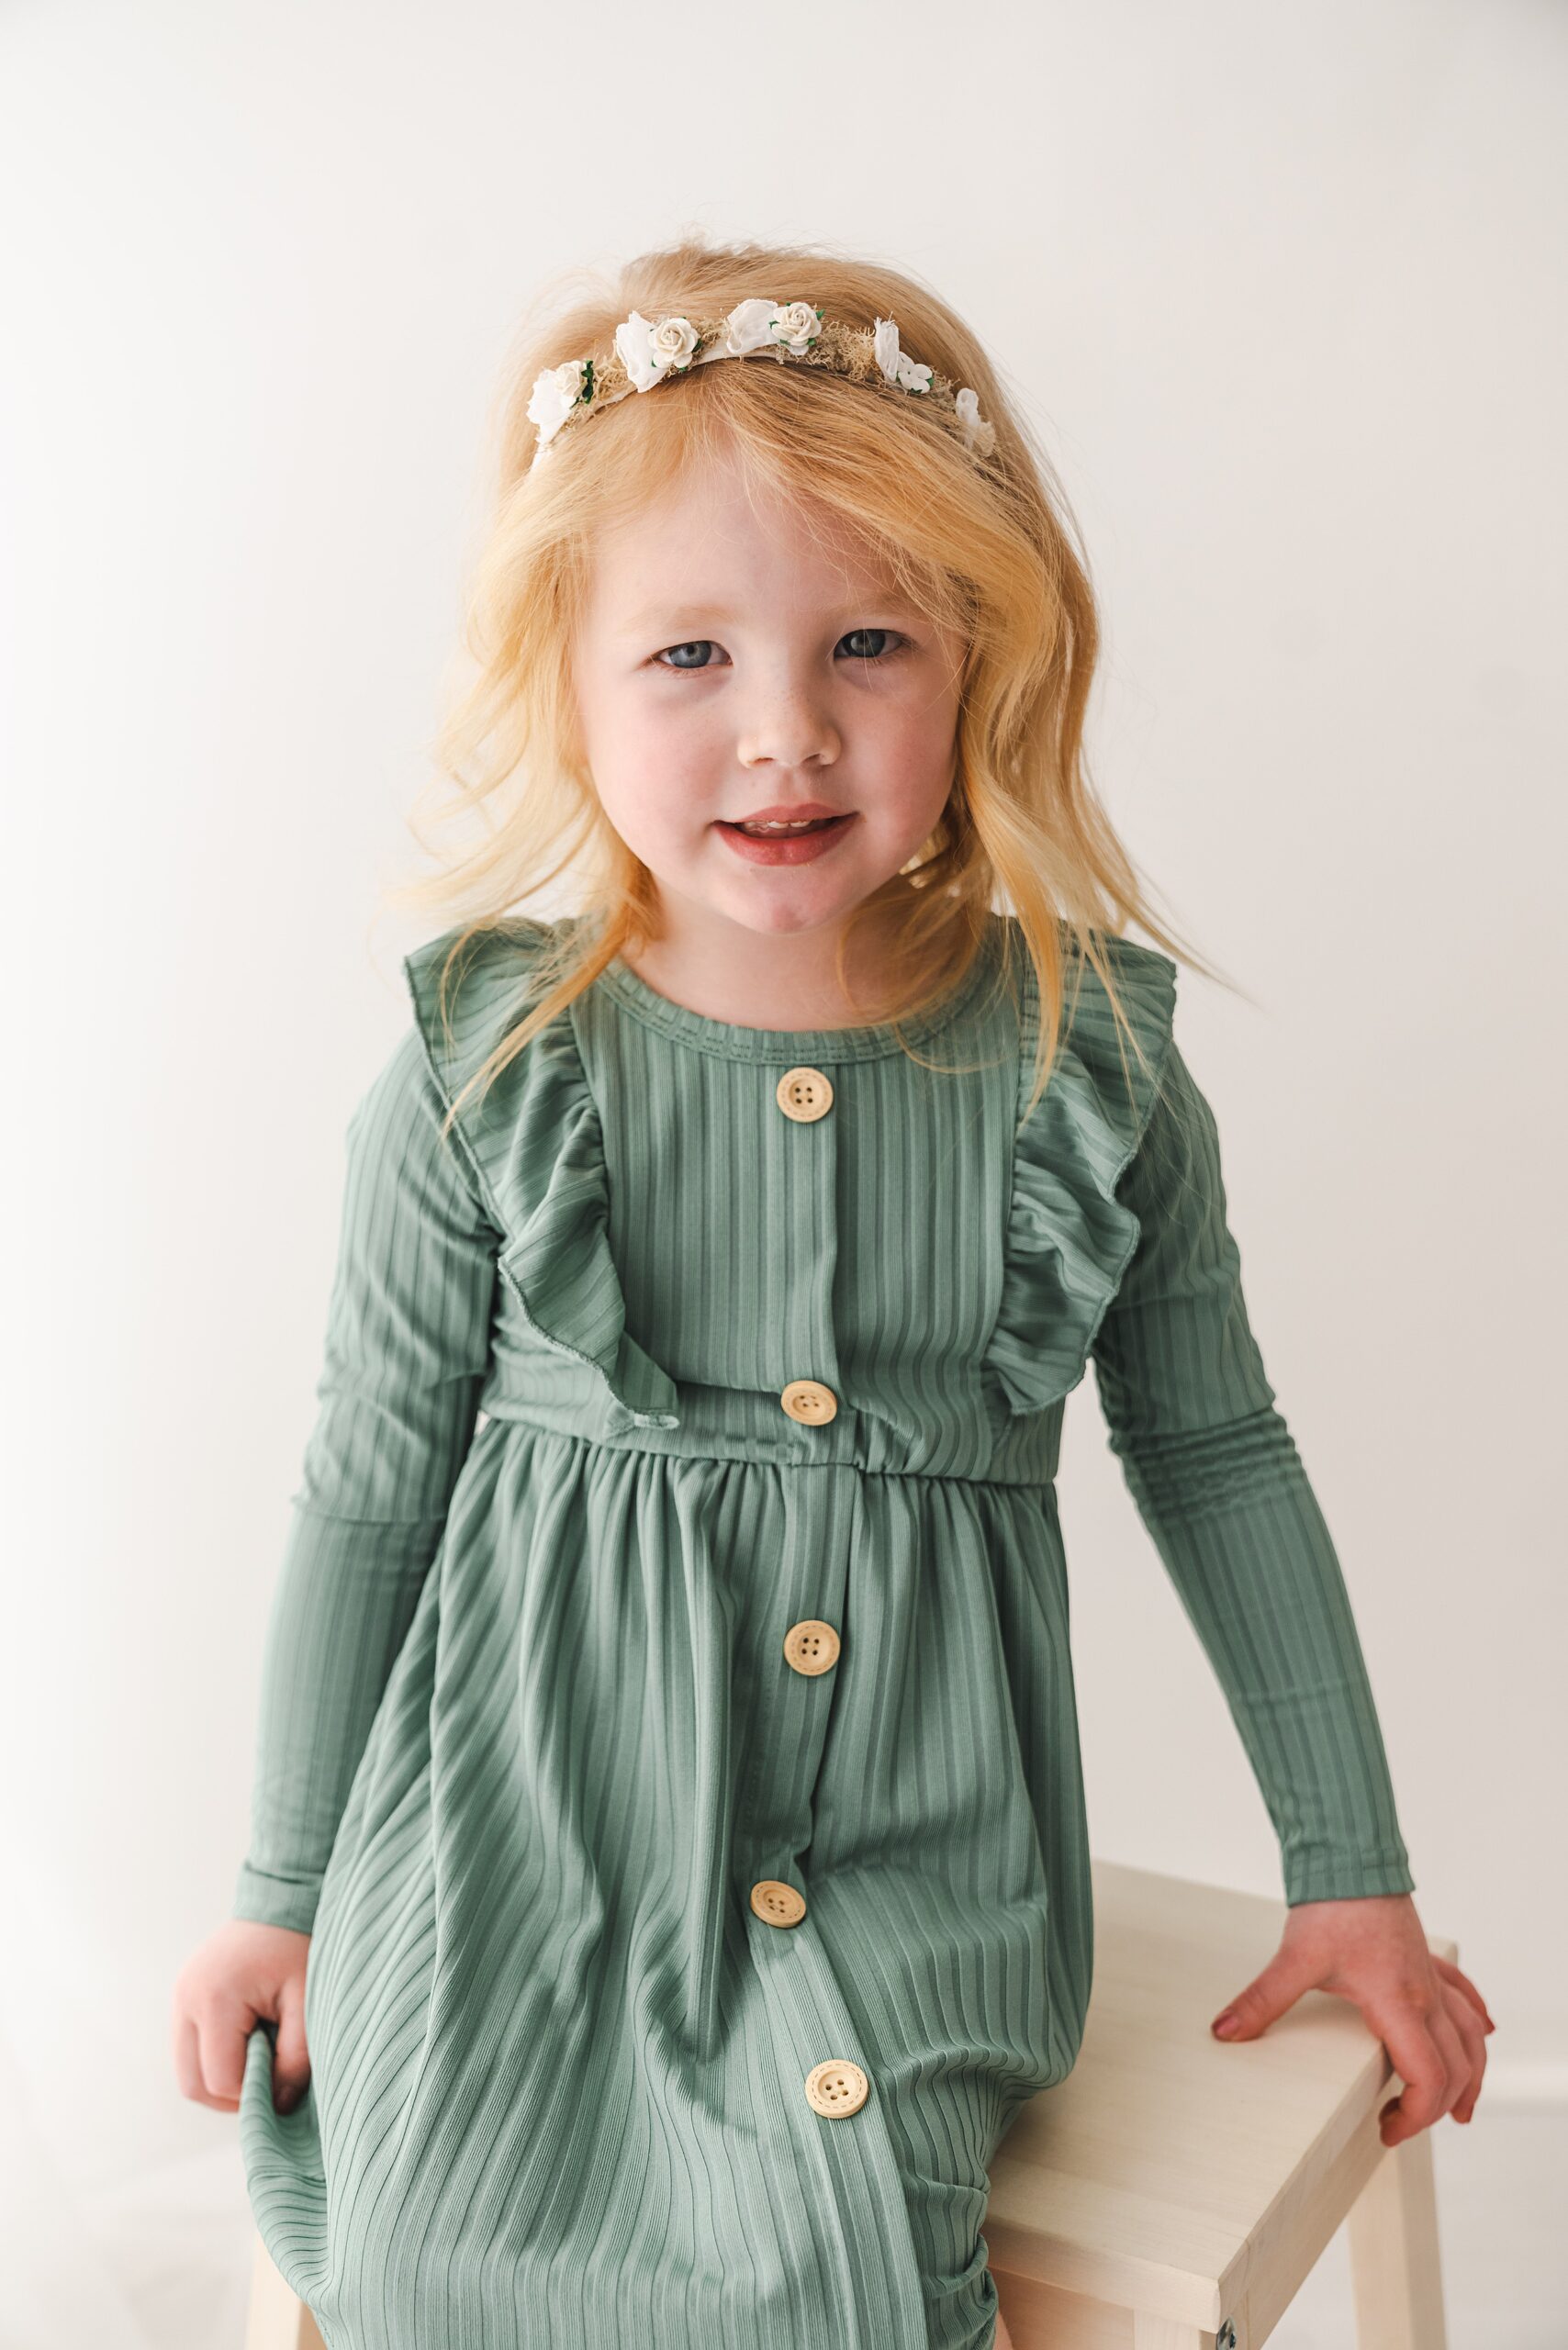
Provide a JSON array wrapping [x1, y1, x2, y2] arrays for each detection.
[[525, 297, 999, 472]]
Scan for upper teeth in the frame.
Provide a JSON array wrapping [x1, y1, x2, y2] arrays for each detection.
[[740, 817, 831, 834]]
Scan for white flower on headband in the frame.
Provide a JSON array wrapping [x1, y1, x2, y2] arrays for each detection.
[[873, 316, 933, 396], [724, 298, 778, 354], [526, 357, 590, 448], [724, 297, 823, 356], [771, 299, 822, 354], [954, 386, 998, 457], [615, 309, 700, 391]]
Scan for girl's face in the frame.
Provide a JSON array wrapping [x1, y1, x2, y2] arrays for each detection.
[[570, 443, 966, 957]]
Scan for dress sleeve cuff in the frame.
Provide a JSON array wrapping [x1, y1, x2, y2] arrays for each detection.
[[232, 1863, 322, 1936], [1284, 1851, 1417, 1907]]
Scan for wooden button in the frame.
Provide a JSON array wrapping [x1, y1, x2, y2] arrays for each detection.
[[782, 1619, 840, 1675], [776, 1067, 834, 1122], [749, 1879, 808, 1927], [781, 1379, 837, 1426], [804, 2059, 869, 2118]]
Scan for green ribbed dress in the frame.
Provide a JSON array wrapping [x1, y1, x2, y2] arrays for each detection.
[[235, 909, 1414, 2350]]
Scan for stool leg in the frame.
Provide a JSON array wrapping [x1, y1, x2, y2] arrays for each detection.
[[1132, 2322, 1214, 2347], [245, 2232, 330, 2350], [1347, 2132, 1450, 2349]]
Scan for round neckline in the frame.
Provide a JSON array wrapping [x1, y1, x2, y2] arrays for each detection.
[[592, 917, 1002, 1064]]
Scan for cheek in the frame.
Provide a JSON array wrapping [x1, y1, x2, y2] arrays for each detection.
[[868, 697, 959, 821], [589, 694, 719, 852]]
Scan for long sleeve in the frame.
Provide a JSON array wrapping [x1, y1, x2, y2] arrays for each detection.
[[1088, 1035, 1416, 1908], [233, 1024, 500, 1934]]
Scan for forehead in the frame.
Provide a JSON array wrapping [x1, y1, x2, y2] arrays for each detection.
[[585, 450, 902, 621]]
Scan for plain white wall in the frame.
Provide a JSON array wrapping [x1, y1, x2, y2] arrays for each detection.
[[3, 1, 1563, 2342]]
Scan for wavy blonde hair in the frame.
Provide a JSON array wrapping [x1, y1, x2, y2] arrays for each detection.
[[381, 230, 1233, 1135]]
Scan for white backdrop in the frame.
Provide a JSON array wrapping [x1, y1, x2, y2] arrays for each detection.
[[3, 2, 1563, 2343]]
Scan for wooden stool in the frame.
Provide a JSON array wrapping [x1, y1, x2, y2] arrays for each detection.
[[987, 1858, 1454, 2347], [246, 2237, 327, 2350], [245, 1856, 1455, 2349]]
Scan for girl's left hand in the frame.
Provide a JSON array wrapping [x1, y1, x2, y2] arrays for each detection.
[[1208, 1893, 1495, 2144]]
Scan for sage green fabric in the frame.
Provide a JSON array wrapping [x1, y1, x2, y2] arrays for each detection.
[[235, 910, 1413, 2350]]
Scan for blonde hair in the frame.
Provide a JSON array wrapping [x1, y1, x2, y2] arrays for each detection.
[[382, 230, 1233, 1136]]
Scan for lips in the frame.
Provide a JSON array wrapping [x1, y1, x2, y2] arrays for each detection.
[[715, 811, 857, 865]]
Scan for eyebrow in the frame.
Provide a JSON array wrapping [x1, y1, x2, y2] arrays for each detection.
[[619, 599, 918, 635], [621, 604, 739, 633]]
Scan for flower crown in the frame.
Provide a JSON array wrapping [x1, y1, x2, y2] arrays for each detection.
[[525, 297, 999, 472]]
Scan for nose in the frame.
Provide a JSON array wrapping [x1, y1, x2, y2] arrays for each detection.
[[736, 678, 841, 772]]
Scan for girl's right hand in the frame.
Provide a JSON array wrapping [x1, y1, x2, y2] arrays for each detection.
[[171, 1919, 311, 2117]]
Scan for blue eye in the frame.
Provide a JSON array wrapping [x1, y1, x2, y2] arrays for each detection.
[[652, 630, 908, 672], [838, 628, 903, 662], [655, 640, 722, 671]]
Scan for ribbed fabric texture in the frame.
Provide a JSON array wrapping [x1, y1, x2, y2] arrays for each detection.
[[235, 911, 1413, 2350]]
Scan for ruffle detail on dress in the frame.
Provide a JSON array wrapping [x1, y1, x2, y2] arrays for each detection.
[[985, 932, 1179, 1417], [403, 919, 682, 1432]]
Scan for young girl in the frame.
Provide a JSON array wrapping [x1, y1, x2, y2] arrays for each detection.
[[172, 237, 1493, 2350]]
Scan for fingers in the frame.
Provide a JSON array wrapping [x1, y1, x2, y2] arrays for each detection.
[[1210, 1942, 1324, 2040], [172, 1924, 318, 2120], [1369, 1986, 1450, 2145], [1374, 1972, 1491, 2143], [1430, 1954, 1496, 2037], [1441, 1979, 1488, 2124], [172, 2007, 243, 2116], [272, 1973, 313, 2114], [198, 1993, 255, 2111], [170, 1967, 266, 2115], [1422, 2000, 1473, 2130]]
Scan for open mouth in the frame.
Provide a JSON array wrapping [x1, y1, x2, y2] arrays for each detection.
[[718, 814, 853, 838]]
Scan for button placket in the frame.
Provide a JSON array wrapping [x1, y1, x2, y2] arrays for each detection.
[[760, 1059, 870, 2122], [776, 1065, 840, 1433]]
